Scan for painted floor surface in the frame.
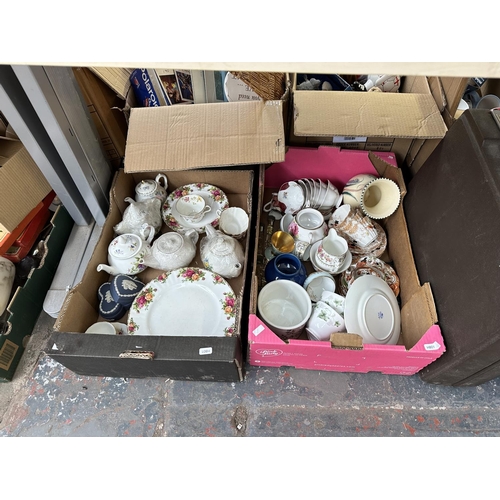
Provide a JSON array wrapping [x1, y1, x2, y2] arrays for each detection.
[[1, 313, 500, 437]]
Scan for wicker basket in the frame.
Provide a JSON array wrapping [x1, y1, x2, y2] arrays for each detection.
[[231, 72, 287, 101]]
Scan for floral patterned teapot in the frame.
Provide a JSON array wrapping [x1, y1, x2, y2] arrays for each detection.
[[97, 233, 153, 276], [114, 197, 163, 238], [200, 225, 244, 279], [134, 174, 168, 204]]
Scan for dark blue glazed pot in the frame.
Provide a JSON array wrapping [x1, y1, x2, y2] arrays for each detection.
[[265, 253, 307, 286]]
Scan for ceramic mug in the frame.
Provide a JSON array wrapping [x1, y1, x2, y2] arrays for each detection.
[[176, 194, 212, 223]]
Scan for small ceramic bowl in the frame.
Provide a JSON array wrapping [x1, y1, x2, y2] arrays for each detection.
[[303, 272, 336, 302], [306, 301, 345, 341]]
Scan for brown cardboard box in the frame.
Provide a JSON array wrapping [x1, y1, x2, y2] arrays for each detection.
[[289, 74, 466, 169], [0, 138, 52, 237], [73, 67, 128, 169], [48, 100, 285, 382]]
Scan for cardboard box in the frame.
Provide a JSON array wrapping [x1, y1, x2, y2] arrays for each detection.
[[0, 138, 53, 237], [247, 146, 446, 375], [288, 74, 466, 168], [47, 100, 285, 383], [73, 67, 128, 169], [0, 206, 74, 382], [406, 76, 468, 175]]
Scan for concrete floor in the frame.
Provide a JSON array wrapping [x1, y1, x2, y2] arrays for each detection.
[[1, 311, 500, 437]]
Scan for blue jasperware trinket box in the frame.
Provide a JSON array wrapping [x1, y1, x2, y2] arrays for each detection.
[[109, 274, 145, 308], [97, 282, 127, 321]]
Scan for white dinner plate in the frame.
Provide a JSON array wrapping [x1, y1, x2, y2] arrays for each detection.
[[344, 275, 401, 345], [162, 183, 229, 234], [127, 267, 237, 337]]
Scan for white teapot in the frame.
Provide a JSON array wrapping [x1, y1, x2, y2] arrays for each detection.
[[200, 225, 245, 279], [141, 229, 199, 272], [134, 174, 168, 204], [114, 197, 163, 238], [97, 232, 153, 276]]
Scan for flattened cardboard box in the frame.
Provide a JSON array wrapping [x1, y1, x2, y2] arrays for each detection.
[[0, 206, 73, 382], [47, 101, 284, 382], [289, 75, 466, 168], [248, 147, 446, 375], [0, 138, 52, 236]]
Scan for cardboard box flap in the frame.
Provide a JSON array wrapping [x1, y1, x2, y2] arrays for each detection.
[[124, 101, 285, 173], [0, 137, 22, 165], [90, 67, 133, 101], [293, 91, 448, 139], [401, 283, 438, 349]]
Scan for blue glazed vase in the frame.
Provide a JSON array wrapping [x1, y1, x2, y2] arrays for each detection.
[[265, 253, 307, 286]]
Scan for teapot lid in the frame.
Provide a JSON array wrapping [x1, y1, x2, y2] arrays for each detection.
[[156, 233, 183, 255], [135, 179, 157, 196], [209, 235, 235, 256], [109, 234, 143, 259]]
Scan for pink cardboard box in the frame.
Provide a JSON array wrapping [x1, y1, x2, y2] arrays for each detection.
[[248, 147, 445, 375]]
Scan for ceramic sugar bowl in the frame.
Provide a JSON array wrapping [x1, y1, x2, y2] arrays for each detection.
[[134, 174, 168, 204], [141, 229, 199, 272], [200, 225, 245, 279], [97, 233, 152, 276], [114, 197, 163, 238]]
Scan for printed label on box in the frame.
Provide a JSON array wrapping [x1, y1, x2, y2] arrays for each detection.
[[424, 341, 441, 351], [199, 347, 213, 356], [333, 136, 368, 143]]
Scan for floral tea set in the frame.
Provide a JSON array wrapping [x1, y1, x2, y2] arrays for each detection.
[[88, 173, 250, 338], [258, 171, 403, 346]]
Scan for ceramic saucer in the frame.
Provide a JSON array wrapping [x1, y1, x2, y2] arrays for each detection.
[[162, 183, 229, 234], [310, 241, 353, 276], [339, 256, 400, 297], [344, 275, 401, 345]]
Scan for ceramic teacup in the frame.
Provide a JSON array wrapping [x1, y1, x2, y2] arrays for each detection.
[[306, 301, 346, 342], [176, 194, 211, 223], [271, 231, 295, 255], [329, 204, 378, 248], [219, 207, 249, 239], [257, 280, 312, 340]]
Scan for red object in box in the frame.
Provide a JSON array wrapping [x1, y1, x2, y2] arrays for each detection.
[[1, 191, 56, 263]]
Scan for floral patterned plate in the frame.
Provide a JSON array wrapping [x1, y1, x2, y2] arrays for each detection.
[[127, 267, 238, 337], [162, 183, 229, 234]]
